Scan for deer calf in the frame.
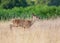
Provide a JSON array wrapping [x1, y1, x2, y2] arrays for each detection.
[[10, 14, 40, 30]]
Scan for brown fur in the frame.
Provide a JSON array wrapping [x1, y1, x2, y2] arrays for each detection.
[[10, 19, 32, 29]]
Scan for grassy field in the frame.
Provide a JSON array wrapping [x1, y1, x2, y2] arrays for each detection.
[[0, 18, 60, 43]]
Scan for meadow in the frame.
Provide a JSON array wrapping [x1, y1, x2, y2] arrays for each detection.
[[0, 18, 60, 43], [0, 5, 60, 43]]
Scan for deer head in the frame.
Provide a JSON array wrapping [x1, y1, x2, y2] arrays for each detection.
[[32, 13, 40, 23]]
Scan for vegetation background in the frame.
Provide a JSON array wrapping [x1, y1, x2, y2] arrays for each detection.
[[0, 0, 60, 20]]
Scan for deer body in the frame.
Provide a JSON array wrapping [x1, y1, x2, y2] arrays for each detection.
[[10, 19, 32, 29], [10, 14, 40, 30]]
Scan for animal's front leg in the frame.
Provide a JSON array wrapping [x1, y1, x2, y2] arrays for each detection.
[[10, 24, 13, 30]]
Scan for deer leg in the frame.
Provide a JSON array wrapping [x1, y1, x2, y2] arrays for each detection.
[[10, 24, 13, 30]]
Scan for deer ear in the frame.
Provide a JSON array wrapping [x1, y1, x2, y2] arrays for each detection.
[[32, 13, 36, 16], [32, 13, 34, 15]]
